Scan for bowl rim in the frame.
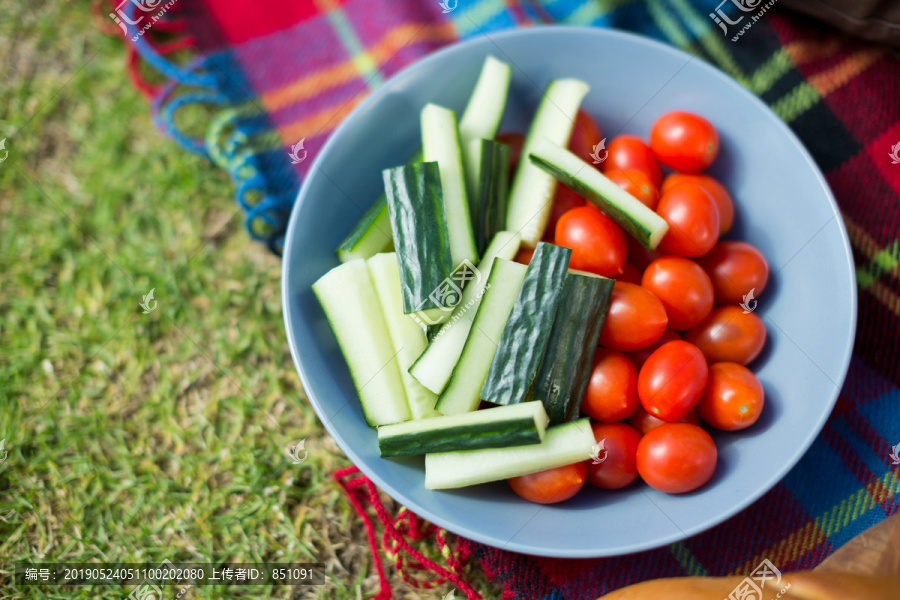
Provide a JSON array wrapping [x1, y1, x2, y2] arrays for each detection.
[[282, 24, 858, 558]]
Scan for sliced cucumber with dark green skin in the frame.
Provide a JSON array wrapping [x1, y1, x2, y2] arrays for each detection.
[[422, 103, 479, 268], [528, 138, 669, 250], [505, 79, 590, 248], [312, 260, 411, 426], [424, 418, 596, 489], [337, 151, 422, 262], [377, 401, 549, 457], [409, 231, 522, 395], [435, 258, 528, 415], [480, 242, 572, 406], [532, 270, 615, 424], [470, 139, 510, 256], [383, 161, 456, 322]]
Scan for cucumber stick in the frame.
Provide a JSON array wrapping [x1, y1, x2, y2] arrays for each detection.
[[337, 151, 422, 262], [383, 161, 456, 322], [505, 79, 590, 248], [422, 103, 478, 268], [436, 259, 527, 415], [409, 230, 522, 395], [470, 140, 510, 256], [459, 56, 512, 203], [481, 242, 572, 406], [529, 138, 669, 249], [532, 271, 615, 424], [366, 253, 439, 420], [312, 260, 411, 426], [377, 401, 548, 457], [424, 418, 595, 489]]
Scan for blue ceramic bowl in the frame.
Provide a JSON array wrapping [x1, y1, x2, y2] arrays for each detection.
[[282, 27, 856, 558]]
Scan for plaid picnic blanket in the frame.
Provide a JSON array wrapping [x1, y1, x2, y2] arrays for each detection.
[[106, 0, 900, 597]]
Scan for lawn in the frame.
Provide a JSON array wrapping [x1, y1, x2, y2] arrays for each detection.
[[0, 1, 485, 598]]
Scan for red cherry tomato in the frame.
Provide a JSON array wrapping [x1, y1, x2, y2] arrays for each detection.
[[641, 256, 714, 330], [496, 131, 525, 178], [697, 241, 769, 306], [514, 247, 535, 265], [638, 340, 708, 421], [684, 306, 767, 365], [555, 204, 626, 277], [568, 109, 604, 166], [698, 362, 765, 431], [597, 282, 668, 351], [627, 405, 700, 435], [601, 134, 663, 187], [617, 262, 643, 286], [546, 185, 586, 237], [508, 462, 586, 504], [661, 174, 734, 234], [582, 349, 639, 422], [605, 168, 659, 210], [585, 422, 642, 490], [626, 328, 682, 369], [625, 235, 663, 270], [636, 423, 717, 493], [656, 183, 720, 257], [649, 111, 719, 173]]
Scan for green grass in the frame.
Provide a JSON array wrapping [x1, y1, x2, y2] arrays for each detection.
[[0, 1, 492, 598]]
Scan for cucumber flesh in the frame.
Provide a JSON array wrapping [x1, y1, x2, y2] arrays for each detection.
[[377, 401, 549, 457], [528, 138, 669, 249], [459, 56, 512, 202], [424, 418, 595, 489], [422, 103, 479, 268], [409, 231, 522, 395], [366, 253, 439, 420], [435, 258, 527, 415], [312, 260, 411, 426], [505, 78, 590, 248]]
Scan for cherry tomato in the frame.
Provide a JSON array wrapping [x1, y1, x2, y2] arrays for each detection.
[[661, 174, 734, 234], [636, 423, 717, 493], [585, 422, 642, 490], [514, 247, 535, 265], [508, 462, 586, 504], [617, 262, 642, 286], [696, 241, 769, 306], [556, 204, 626, 277], [582, 349, 639, 422], [626, 328, 682, 369], [649, 111, 719, 173], [698, 362, 765, 431], [605, 169, 659, 210], [496, 131, 525, 176], [641, 256, 714, 330], [656, 183, 720, 257], [684, 306, 767, 365], [601, 134, 663, 187], [568, 109, 604, 166], [597, 282, 668, 351], [625, 235, 663, 270], [638, 340, 708, 421], [546, 185, 586, 237], [627, 405, 700, 435]]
